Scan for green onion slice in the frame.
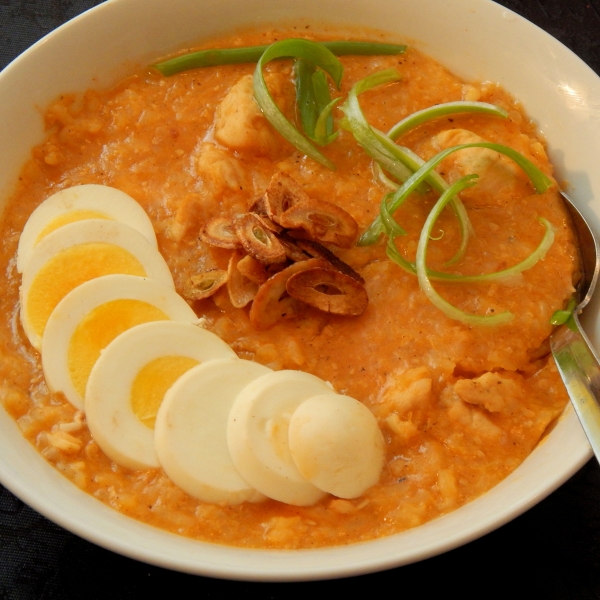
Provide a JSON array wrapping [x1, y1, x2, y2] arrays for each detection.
[[295, 59, 320, 140], [342, 73, 473, 251], [373, 162, 401, 191], [254, 39, 343, 169], [387, 217, 555, 282], [313, 96, 340, 145], [311, 68, 337, 143], [362, 131, 473, 258], [339, 70, 416, 184], [341, 70, 469, 249], [370, 132, 443, 189], [380, 193, 407, 238], [388, 142, 554, 217], [387, 101, 508, 141], [295, 59, 339, 145], [550, 297, 577, 325], [416, 175, 514, 326], [361, 141, 553, 246], [317, 41, 407, 56], [153, 41, 407, 77]]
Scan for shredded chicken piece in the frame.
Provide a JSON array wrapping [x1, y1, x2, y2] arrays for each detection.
[[424, 128, 525, 207], [44, 430, 84, 454], [385, 414, 419, 444], [196, 143, 248, 192], [441, 387, 504, 441], [454, 372, 522, 415], [214, 74, 283, 157], [380, 367, 433, 415]]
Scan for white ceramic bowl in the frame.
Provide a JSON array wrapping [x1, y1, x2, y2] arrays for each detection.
[[0, 0, 597, 581]]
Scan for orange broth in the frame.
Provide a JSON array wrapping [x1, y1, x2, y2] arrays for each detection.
[[0, 26, 578, 548]]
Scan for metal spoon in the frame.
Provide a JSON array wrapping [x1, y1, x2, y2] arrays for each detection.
[[550, 192, 600, 459]]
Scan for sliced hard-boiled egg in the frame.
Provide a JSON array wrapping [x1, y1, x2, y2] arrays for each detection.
[[20, 218, 173, 350], [227, 370, 331, 506], [288, 393, 385, 499], [17, 184, 157, 273], [155, 358, 270, 504], [85, 321, 237, 470], [42, 274, 197, 410]]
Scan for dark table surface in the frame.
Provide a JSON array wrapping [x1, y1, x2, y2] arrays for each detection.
[[2, 1, 600, 598]]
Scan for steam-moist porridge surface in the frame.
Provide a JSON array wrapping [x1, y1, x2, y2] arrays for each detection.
[[0, 27, 578, 548]]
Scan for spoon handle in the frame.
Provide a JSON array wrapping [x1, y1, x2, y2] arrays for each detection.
[[551, 314, 600, 459]]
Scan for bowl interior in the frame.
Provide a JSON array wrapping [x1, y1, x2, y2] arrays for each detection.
[[0, 0, 596, 580]]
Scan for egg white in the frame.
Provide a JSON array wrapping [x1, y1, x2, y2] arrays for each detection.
[[86, 321, 238, 471], [20, 219, 173, 350], [289, 393, 385, 499], [155, 358, 270, 504], [42, 274, 197, 410], [227, 370, 331, 506], [17, 184, 157, 273]]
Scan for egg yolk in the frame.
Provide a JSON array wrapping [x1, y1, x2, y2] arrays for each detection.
[[130, 356, 200, 429], [36, 211, 110, 242], [68, 299, 169, 398], [26, 242, 146, 338]]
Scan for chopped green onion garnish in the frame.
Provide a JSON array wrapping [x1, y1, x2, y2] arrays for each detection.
[[387, 217, 555, 282], [386, 237, 418, 273], [339, 70, 417, 184], [386, 142, 552, 221], [380, 192, 407, 238], [295, 59, 320, 140], [295, 59, 339, 145], [416, 175, 514, 326], [342, 73, 473, 251], [387, 101, 508, 141], [311, 68, 337, 143], [373, 162, 401, 191], [361, 131, 473, 257], [154, 41, 406, 77], [361, 141, 553, 246], [550, 297, 577, 325], [342, 71, 450, 246], [254, 39, 343, 170], [313, 96, 340, 146], [370, 132, 440, 187], [380, 142, 554, 326]]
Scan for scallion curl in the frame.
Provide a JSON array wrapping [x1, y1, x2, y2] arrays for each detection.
[[380, 193, 407, 238], [339, 70, 416, 185], [415, 175, 514, 326], [341, 72, 473, 251], [373, 163, 400, 191], [313, 97, 340, 145], [387, 101, 508, 141], [310, 69, 337, 144], [361, 130, 473, 258], [386, 142, 553, 219], [295, 59, 320, 140], [295, 59, 339, 145], [361, 141, 553, 246], [387, 217, 555, 283], [254, 39, 344, 170]]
